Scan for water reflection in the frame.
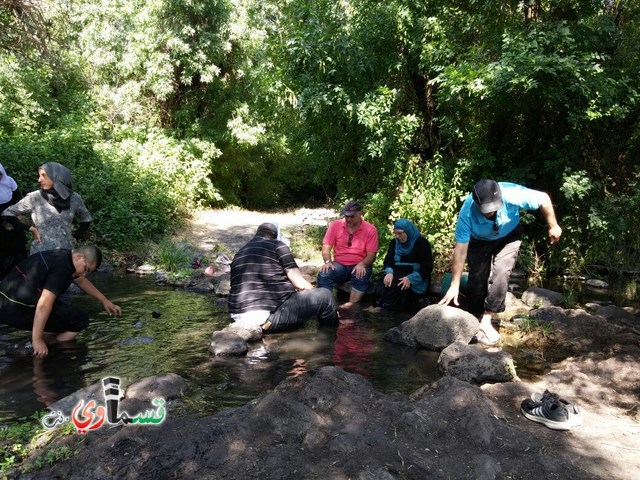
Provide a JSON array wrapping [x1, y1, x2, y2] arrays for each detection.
[[0, 273, 441, 423], [332, 315, 377, 379]]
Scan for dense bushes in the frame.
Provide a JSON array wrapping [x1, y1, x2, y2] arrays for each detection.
[[1, 1, 639, 278], [1, 128, 221, 249]]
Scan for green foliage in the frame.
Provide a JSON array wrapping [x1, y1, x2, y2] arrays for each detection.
[[0, 414, 43, 474], [150, 239, 193, 273], [1, 127, 222, 249], [1, 0, 640, 277], [516, 315, 554, 337], [289, 224, 326, 262], [23, 446, 74, 473]]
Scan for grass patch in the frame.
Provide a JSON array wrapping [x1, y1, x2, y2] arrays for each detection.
[[515, 315, 555, 337], [289, 225, 325, 262]]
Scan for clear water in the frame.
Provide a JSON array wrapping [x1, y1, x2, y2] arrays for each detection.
[[0, 273, 440, 423]]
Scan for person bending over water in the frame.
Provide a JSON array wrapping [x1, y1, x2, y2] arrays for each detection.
[[0, 246, 121, 358]]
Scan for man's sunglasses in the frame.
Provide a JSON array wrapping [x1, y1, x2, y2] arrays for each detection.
[[348, 233, 353, 247]]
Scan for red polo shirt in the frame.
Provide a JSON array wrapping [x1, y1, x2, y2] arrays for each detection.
[[323, 219, 378, 265]]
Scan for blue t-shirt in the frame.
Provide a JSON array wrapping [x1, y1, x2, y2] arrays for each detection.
[[454, 182, 547, 243]]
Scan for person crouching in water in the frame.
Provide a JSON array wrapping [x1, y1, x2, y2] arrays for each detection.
[[0, 246, 122, 358]]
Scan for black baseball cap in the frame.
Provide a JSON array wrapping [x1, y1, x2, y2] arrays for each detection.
[[472, 179, 503, 214]]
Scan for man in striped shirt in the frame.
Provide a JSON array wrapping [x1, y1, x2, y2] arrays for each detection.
[[228, 223, 338, 332]]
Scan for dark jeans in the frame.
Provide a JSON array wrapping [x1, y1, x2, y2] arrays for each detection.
[[0, 295, 89, 333], [373, 276, 426, 309], [316, 262, 372, 294], [466, 226, 522, 317], [265, 288, 338, 333]]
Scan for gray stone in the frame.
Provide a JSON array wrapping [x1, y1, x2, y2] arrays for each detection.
[[438, 342, 518, 384], [384, 304, 479, 350], [214, 274, 231, 295], [471, 454, 502, 480], [136, 264, 156, 275], [47, 381, 109, 414], [210, 331, 248, 356], [586, 278, 609, 289], [123, 373, 188, 401], [28, 365, 590, 480], [504, 291, 528, 310], [521, 287, 564, 307], [222, 323, 263, 342], [186, 280, 215, 293], [584, 302, 601, 313], [596, 305, 640, 328]]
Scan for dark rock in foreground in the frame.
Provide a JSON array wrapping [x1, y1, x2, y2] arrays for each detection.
[[439, 341, 519, 383], [21, 367, 593, 480]]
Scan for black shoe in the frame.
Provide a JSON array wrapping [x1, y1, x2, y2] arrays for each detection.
[[532, 390, 583, 427], [520, 398, 572, 430]]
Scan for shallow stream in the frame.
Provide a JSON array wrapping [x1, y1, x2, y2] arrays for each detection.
[[0, 272, 440, 423], [1, 270, 637, 424]]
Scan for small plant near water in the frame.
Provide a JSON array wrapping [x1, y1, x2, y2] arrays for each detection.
[[22, 445, 74, 473], [515, 315, 555, 338], [151, 240, 192, 273]]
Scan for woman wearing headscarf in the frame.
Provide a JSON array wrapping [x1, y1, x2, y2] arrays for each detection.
[[374, 219, 433, 309], [2, 162, 121, 316], [2, 162, 92, 254], [0, 163, 28, 279]]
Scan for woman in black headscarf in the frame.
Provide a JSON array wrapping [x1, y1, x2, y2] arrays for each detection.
[[2, 162, 92, 254]]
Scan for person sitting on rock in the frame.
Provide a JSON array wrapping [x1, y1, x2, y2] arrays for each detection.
[[228, 223, 338, 333], [0, 245, 122, 358], [374, 218, 433, 309], [317, 200, 379, 307]]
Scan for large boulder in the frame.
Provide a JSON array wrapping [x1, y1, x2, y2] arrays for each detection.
[[46, 374, 188, 417], [384, 304, 479, 350], [120, 373, 189, 414], [504, 291, 528, 311], [122, 373, 187, 401], [521, 287, 564, 308], [530, 306, 640, 354], [438, 342, 519, 384]]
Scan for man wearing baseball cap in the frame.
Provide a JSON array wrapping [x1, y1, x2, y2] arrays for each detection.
[[317, 200, 379, 307], [439, 180, 562, 344]]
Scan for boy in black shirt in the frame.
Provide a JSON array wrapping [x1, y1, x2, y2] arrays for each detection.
[[0, 246, 121, 357]]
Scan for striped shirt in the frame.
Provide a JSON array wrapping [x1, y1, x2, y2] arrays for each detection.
[[228, 237, 297, 314]]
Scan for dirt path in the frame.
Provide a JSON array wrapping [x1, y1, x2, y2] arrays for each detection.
[[181, 207, 336, 254]]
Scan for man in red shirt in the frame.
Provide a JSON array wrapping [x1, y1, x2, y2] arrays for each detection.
[[317, 200, 379, 307]]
